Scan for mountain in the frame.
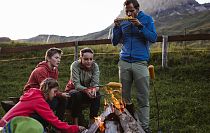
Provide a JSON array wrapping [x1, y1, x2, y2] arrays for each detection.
[[203, 3, 210, 9], [0, 37, 11, 42], [19, 28, 110, 43], [18, 0, 210, 43], [139, 0, 204, 14]]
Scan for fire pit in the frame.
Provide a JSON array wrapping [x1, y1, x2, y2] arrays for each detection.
[[81, 83, 145, 133]]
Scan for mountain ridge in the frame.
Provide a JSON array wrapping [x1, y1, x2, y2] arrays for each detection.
[[16, 0, 210, 43]]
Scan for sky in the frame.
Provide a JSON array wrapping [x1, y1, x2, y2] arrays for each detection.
[[0, 0, 210, 40]]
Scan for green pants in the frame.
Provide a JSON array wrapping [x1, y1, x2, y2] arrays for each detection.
[[118, 60, 150, 129]]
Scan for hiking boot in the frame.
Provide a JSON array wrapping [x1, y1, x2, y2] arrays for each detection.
[[125, 103, 135, 118]]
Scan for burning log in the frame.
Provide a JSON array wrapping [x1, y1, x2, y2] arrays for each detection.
[[81, 103, 145, 133], [105, 121, 121, 133], [82, 104, 113, 133], [82, 83, 145, 133], [114, 108, 145, 133]]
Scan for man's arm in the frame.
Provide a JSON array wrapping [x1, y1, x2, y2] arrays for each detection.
[[111, 18, 123, 46], [138, 17, 157, 43]]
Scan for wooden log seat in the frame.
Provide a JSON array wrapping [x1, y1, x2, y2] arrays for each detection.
[[1, 101, 16, 112]]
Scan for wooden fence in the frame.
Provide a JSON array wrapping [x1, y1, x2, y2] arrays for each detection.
[[0, 34, 210, 67]]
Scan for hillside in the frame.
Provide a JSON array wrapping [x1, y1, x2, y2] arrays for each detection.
[[155, 10, 210, 35], [0, 49, 210, 132]]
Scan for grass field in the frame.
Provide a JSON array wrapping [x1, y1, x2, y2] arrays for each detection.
[[0, 43, 210, 132]]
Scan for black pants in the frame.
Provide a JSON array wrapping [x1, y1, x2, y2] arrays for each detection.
[[69, 91, 101, 119], [48, 96, 66, 121], [31, 96, 66, 128]]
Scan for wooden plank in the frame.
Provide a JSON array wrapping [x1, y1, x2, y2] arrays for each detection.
[[1, 34, 210, 54], [156, 36, 163, 42], [78, 39, 111, 46], [162, 36, 168, 68], [0, 42, 75, 54], [168, 34, 210, 42], [86, 104, 113, 133], [114, 108, 145, 133], [105, 121, 121, 133]]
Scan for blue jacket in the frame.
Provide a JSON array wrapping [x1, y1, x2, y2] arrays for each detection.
[[112, 11, 157, 62]]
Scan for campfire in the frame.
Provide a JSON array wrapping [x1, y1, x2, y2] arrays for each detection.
[[81, 82, 145, 133]]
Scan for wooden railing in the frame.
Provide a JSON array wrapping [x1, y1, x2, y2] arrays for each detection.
[[0, 34, 210, 67], [1, 34, 210, 54], [0, 39, 111, 54]]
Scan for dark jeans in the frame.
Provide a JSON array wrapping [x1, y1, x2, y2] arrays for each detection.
[[69, 91, 101, 119], [47, 96, 66, 121], [31, 96, 66, 128], [31, 113, 48, 128]]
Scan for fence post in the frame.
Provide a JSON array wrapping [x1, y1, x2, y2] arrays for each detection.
[[162, 35, 168, 68], [108, 28, 112, 39], [74, 41, 78, 61]]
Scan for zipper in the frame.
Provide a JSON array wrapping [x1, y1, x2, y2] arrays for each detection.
[[130, 23, 133, 62]]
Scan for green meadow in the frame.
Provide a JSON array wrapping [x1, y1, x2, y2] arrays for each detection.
[[0, 42, 210, 132]]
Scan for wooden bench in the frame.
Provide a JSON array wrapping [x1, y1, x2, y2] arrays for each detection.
[[1, 101, 16, 112], [1, 97, 19, 112]]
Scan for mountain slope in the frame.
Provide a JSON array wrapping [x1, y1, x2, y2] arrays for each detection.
[[140, 0, 202, 14], [155, 10, 210, 35]]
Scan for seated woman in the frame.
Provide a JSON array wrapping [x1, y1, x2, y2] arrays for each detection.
[[65, 47, 101, 126], [0, 78, 85, 133]]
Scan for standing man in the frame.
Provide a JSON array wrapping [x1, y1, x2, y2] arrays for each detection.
[[112, 0, 157, 132]]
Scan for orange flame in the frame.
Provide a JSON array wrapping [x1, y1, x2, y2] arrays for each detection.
[[104, 99, 107, 106], [94, 116, 105, 132], [99, 122, 105, 132], [104, 85, 125, 112]]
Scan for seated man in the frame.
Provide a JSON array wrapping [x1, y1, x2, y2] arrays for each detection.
[[65, 48, 101, 126], [0, 78, 85, 133]]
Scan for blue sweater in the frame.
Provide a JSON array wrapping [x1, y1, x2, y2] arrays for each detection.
[[112, 11, 157, 62]]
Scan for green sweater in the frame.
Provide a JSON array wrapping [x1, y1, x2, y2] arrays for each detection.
[[70, 60, 100, 90]]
